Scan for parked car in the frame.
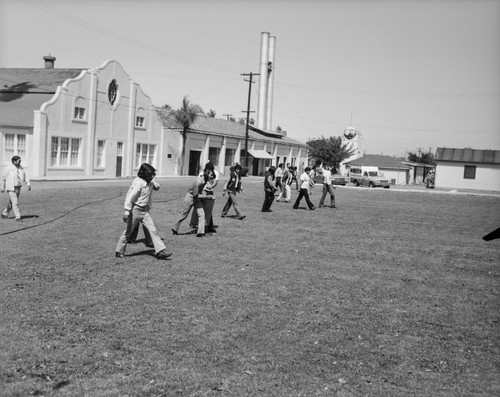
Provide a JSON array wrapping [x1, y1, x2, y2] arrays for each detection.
[[349, 166, 391, 188], [312, 169, 349, 185]]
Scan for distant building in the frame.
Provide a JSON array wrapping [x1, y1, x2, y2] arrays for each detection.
[[344, 154, 411, 185], [0, 57, 308, 178], [434, 148, 500, 191]]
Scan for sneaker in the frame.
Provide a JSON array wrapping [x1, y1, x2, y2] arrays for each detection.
[[155, 249, 172, 260], [1, 214, 7, 219], [238, 215, 246, 220], [310, 207, 316, 210], [276, 199, 280, 202], [171, 229, 178, 235], [115, 252, 125, 258], [15, 218, 23, 222], [196, 233, 205, 237]]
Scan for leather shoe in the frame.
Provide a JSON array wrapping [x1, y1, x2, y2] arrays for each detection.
[[171, 229, 178, 235], [115, 252, 125, 258], [155, 249, 172, 260], [238, 215, 246, 220]]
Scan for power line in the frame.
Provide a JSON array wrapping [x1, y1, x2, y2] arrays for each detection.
[[20, 0, 241, 75]]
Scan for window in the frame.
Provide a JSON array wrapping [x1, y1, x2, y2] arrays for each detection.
[[136, 143, 156, 167], [208, 147, 220, 166], [136, 116, 145, 127], [97, 140, 105, 167], [73, 97, 86, 120], [117, 142, 123, 157], [136, 108, 145, 128], [4, 133, 26, 158], [51, 137, 81, 167], [70, 139, 80, 166], [74, 107, 85, 120], [464, 165, 476, 179], [108, 79, 118, 105], [225, 148, 235, 166]]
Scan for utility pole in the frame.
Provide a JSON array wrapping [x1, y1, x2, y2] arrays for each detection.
[[241, 72, 259, 169]]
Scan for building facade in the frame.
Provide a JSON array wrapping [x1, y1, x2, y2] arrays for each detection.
[[434, 148, 500, 191], [1, 58, 308, 179]]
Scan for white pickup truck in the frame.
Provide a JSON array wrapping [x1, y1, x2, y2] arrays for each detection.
[[349, 166, 391, 188]]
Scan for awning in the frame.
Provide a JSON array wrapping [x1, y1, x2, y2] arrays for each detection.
[[247, 149, 273, 159]]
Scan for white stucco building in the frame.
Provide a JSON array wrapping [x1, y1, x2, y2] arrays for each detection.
[[0, 57, 308, 179], [434, 148, 500, 191]]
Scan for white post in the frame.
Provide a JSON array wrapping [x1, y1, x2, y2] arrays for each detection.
[[266, 36, 276, 131], [256, 32, 270, 130]]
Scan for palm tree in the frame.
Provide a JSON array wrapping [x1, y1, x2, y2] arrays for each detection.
[[174, 96, 203, 175]]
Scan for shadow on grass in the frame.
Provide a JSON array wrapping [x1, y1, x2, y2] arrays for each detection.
[[20, 215, 40, 220]]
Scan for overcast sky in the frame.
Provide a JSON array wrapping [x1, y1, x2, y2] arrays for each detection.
[[1, 0, 499, 157]]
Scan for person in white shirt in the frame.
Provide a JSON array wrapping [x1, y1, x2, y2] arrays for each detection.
[[292, 167, 316, 210], [1, 156, 31, 221], [318, 165, 336, 208], [275, 163, 284, 195], [115, 163, 171, 260], [276, 166, 292, 203]]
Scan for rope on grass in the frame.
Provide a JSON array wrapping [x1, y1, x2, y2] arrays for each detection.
[[0, 193, 123, 237]]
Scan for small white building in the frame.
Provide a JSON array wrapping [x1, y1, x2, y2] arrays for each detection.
[[434, 148, 500, 191]]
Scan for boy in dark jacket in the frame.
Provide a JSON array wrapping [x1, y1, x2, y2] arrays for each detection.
[[221, 164, 246, 220]]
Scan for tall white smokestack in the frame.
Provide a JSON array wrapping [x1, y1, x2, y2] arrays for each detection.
[[265, 36, 276, 131], [257, 32, 270, 130]]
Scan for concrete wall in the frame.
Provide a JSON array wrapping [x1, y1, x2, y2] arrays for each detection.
[[435, 162, 500, 191]]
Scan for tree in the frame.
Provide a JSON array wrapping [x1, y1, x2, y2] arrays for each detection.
[[174, 96, 204, 175], [407, 151, 435, 165], [207, 109, 216, 117], [307, 136, 356, 171]]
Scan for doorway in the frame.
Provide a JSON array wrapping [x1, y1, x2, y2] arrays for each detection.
[[116, 142, 123, 177], [188, 150, 201, 176]]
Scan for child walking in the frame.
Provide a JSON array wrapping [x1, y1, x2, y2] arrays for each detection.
[[115, 163, 172, 259], [221, 164, 246, 220]]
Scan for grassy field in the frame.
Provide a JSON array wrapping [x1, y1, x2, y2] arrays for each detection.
[[1, 177, 499, 396]]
